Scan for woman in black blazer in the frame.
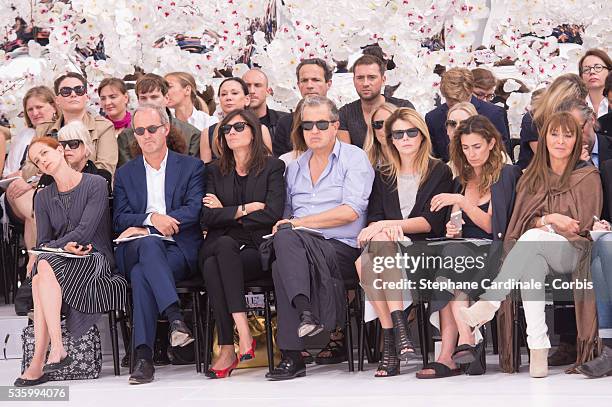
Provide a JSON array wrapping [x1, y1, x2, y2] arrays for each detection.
[[355, 108, 453, 378], [199, 109, 285, 379]]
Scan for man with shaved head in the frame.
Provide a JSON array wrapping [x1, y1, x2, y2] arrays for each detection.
[[242, 68, 290, 157]]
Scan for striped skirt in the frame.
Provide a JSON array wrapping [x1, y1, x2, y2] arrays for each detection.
[[33, 252, 127, 314]]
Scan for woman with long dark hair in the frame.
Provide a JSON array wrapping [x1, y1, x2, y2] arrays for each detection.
[[199, 109, 285, 378]]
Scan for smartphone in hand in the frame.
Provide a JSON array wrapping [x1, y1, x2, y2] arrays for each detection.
[[450, 211, 463, 230]]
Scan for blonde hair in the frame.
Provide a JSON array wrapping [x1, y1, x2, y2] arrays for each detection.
[[532, 73, 588, 131], [381, 108, 433, 186], [57, 121, 94, 157], [440, 68, 474, 105], [364, 102, 397, 167], [165, 72, 202, 111], [447, 101, 478, 119]]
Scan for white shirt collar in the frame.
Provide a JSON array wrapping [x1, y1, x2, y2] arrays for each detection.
[[143, 148, 169, 173]]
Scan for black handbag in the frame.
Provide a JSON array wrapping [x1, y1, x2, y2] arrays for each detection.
[[14, 279, 33, 316]]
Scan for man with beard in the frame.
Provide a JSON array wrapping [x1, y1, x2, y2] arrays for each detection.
[[337, 55, 414, 148]]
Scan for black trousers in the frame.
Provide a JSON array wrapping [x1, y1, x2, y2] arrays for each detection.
[[271, 230, 359, 351], [200, 236, 266, 345]]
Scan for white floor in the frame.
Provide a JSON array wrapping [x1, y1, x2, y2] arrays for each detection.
[[2, 354, 612, 407]]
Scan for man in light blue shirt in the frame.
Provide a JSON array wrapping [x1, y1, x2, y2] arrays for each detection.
[[266, 95, 374, 380]]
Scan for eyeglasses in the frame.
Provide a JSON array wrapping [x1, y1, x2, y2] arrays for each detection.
[[582, 64, 608, 74], [133, 124, 165, 136], [445, 120, 458, 129], [371, 120, 385, 130], [301, 120, 336, 131], [473, 91, 495, 101], [58, 85, 87, 97], [390, 128, 420, 140], [59, 139, 83, 150], [220, 122, 248, 135]]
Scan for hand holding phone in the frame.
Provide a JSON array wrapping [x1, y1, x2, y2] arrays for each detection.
[[450, 211, 463, 230]]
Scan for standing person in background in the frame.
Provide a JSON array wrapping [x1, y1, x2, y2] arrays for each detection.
[[273, 58, 334, 157], [425, 68, 510, 162], [242, 68, 290, 157], [579, 48, 612, 118], [165, 72, 218, 132], [199, 77, 272, 163], [337, 55, 414, 148], [98, 78, 131, 135]]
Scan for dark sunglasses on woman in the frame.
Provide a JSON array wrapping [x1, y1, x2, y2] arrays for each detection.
[[390, 128, 420, 140], [371, 120, 384, 130], [58, 85, 87, 97], [301, 120, 336, 131], [59, 139, 83, 150], [220, 122, 248, 135]]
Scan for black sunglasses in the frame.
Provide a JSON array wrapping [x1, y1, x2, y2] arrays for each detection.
[[59, 139, 83, 150], [134, 124, 165, 136], [372, 120, 384, 130], [220, 122, 248, 135], [59, 85, 87, 97], [301, 120, 337, 131], [391, 128, 420, 140]]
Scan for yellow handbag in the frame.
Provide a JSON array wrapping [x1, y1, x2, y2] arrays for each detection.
[[212, 313, 281, 369]]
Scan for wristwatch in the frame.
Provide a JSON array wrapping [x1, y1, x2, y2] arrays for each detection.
[[241, 204, 248, 216]]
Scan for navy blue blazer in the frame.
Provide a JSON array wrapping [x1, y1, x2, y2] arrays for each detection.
[[425, 96, 511, 162], [113, 150, 206, 275]]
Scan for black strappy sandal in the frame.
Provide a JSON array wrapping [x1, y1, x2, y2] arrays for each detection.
[[391, 310, 419, 360], [416, 362, 462, 379], [374, 328, 400, 377], [314, 336, 347, 365]]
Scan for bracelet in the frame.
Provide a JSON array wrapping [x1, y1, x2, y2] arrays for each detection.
[[544, 224, 555, 234], [541, 215, 546, 227]]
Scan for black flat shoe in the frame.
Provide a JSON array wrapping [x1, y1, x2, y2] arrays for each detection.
[[42, 355, 73, 374], [129, 358, 155, 385], [265, 356, 306, 381], [169, 320, 194, 347], [298, 311, 324, 338], [14, 374, 49, 387]]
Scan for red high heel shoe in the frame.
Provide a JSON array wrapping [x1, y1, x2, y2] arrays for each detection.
[[205, 357, 238, 379], [239, 339, 256, 362]]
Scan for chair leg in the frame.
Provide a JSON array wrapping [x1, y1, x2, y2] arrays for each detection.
[[1, 239, 10, 304], [416, 302, 429, 367], [109, 311, 120, 376], [345, 291, 354, 372], [118, 310, 130, 356], [491, 317, 499, 355], [356, 289, 365, 372], [373, 321, 381, 362], [202, 295, 212, 372], [264, 291, 274, 373], [512, 299, 521, 373], [192, 292, 202, 373], [11, 231, 20, 303]]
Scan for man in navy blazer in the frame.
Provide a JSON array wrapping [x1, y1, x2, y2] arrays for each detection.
[[425, 68, 511, 162], [113, 104, 205, 385]]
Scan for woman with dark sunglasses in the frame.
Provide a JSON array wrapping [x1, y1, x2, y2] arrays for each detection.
[[36, 121, 112, 196], [354, 107, 452, 377], [30, 73, 118, 178], [199, 109, 284, 378], [363, 103, 398, 168], [199, 77, 272, 163]]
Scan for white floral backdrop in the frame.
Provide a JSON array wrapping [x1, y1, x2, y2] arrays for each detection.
[[0, 0, 610, 136]]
